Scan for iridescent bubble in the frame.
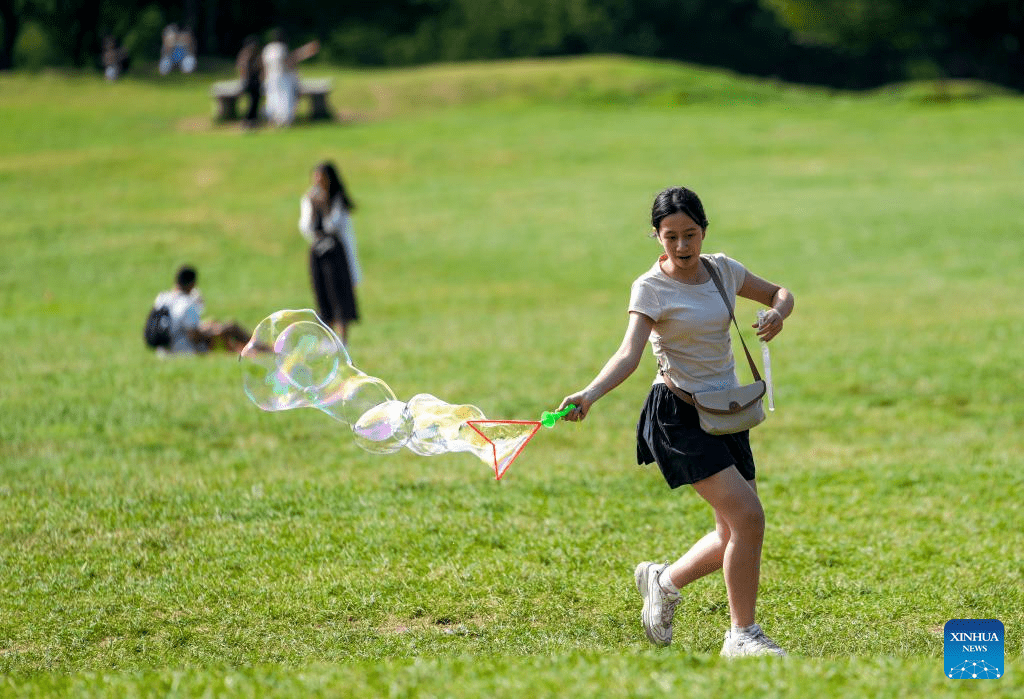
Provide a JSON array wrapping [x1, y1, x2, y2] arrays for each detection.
[[405, 393, 485, 456], [352, 400, 414, 454], [274, 320, 340, 391], [241, 309, 357, 412], [240, 309, 538, 478], [329, 374, 398, 427]]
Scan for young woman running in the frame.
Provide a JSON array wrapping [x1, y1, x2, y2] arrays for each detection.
[[557, 186, 794, 657]]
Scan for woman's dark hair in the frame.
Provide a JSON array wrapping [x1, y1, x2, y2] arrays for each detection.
[[650, 186, 708, 234], [316, 161, 356, 212]]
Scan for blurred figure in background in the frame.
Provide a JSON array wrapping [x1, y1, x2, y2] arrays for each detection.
[[298, 162, 361, 346], [158, 24, 178, 75], [159, 24, 197, 75], [236, 35, 263, 128], [146, 265, 251, 355], [262, 29, 319, 126], [178, 27, 197, 73], [102, 35, 130, 81]]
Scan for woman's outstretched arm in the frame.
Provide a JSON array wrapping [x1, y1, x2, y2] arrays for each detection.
[[558, 311, 655, 421]]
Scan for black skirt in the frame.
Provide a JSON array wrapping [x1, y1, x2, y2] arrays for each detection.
[[309, 241, 359, 325], [636, 383, 756, 488]]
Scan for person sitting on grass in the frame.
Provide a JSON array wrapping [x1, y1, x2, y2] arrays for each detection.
[[159, 24, 197, 76], [149, 265, 251, 354]]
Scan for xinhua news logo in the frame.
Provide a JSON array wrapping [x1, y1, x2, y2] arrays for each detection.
[[944, 619, 1004, 679]]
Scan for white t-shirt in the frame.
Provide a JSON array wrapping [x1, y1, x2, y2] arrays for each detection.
[[628, 253, 748, 394], [153, 288, 204, 354]]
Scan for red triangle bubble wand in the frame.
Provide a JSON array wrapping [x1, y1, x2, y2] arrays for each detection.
[[465, 404, 575, 480]]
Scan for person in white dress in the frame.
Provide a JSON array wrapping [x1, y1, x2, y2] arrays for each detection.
[[262, 30, 319, 126]]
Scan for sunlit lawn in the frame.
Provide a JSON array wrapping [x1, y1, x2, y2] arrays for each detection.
[[1, 56, 1022, 696]]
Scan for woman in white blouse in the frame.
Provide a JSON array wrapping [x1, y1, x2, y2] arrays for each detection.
[[298, 161, 362, 346]]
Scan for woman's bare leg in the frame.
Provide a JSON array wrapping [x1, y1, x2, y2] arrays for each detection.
[[664, 479, 758, 589], [684, 467, 765, 628]]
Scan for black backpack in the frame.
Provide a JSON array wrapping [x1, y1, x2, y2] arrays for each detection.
[[144, 304, 172, 348]]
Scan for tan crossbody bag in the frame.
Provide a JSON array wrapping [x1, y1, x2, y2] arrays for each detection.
[[660, 256, 766, 435]]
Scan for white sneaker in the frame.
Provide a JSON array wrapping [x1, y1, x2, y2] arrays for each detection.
[[634, 561, 680, 647], [720, 623, 788, 657]]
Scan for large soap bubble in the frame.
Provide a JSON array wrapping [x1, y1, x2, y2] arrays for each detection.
[[351, 399, 414, 454], [405, 393, 486, 456], [274, 320, 340, 391], [242, 309, 358, 412], [240, 310, 539, 478]]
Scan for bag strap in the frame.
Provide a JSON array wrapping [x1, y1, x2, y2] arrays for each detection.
[[659, 362, 694, 404], [701, 255, 762, 383]]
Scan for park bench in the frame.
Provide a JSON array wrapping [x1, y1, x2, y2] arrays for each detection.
[[209, 78, 334, 121]]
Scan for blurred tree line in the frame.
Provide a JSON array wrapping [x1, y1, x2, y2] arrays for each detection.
[[766, 0, 1024, 86], [2, 0, 1022, 90]]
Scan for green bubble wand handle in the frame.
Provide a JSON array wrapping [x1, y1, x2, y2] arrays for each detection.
[[540, 404, 576, 428]]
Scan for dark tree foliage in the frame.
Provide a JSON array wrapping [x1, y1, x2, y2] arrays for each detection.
[[3, 0, 1022, 91], [768, 0, 1024, 88], [0, 0, 22, 69]]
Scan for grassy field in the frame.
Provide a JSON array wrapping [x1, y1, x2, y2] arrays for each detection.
[[1, 55, 1022, 697]]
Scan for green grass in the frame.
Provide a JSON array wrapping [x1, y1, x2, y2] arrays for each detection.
[[1, 55, 1022, 697]]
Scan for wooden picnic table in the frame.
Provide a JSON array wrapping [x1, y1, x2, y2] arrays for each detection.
[[209, 78, 334, 121]]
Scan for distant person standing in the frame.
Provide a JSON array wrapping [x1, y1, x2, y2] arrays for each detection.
[[298, 162, 361, 346], [262, 29, 319, 126], [236, 35, 263, 127], [102, 35, 130, 81]]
